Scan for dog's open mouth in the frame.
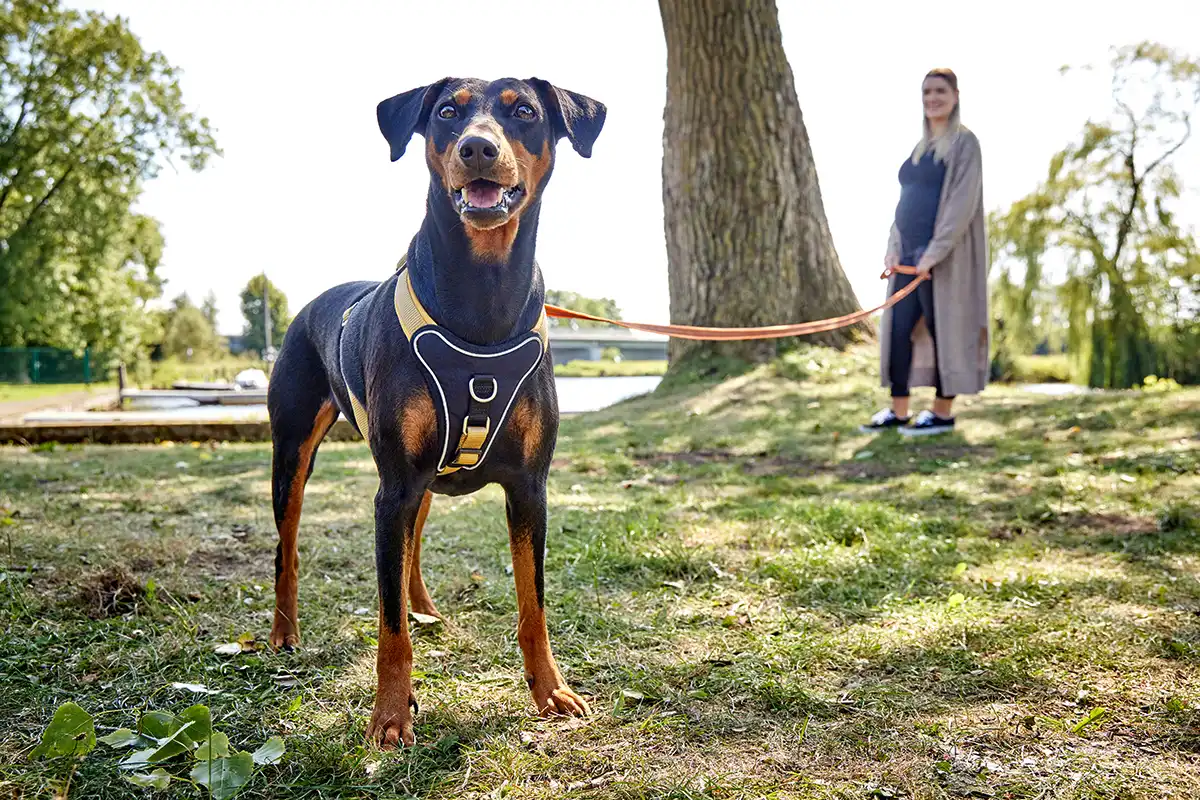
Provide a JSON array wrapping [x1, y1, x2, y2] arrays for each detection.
[[454, 179, 524, 222]]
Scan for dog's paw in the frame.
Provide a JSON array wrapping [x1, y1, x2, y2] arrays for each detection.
[[409, 597, 444, 621], [531, 681, 591, 717], [366, 701, 416, 749], [268, 618, 300, 651]]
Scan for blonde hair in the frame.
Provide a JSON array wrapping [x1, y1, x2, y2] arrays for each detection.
[[912, 68, 961, 165]]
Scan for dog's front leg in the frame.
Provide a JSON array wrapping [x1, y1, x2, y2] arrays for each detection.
[[504, 478, 591, 717], [366, 478, 425, 748]]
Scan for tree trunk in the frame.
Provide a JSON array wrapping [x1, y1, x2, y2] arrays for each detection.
[[658, 0, 870, 367]]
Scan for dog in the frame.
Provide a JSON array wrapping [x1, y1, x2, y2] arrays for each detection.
[[265, 77, 605, 747]]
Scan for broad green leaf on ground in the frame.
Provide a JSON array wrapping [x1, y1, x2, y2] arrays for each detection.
[[99, 728, 148, 749], [251, 736, 285, 765], [177, 705, 213, 745], [30, 703, 96, 760], [190, 751, 254, 800], [121, 718, 196, 768], [125, 769, 172, 789], [195, 732, 231, 761]]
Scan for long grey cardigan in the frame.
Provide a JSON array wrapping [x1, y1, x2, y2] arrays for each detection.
[[880, 127, 990, 397]]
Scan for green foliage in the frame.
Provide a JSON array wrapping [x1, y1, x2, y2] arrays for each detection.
[[30, 702, 95, 760], [136, 353, 266, 389], [159, 294, 226, 360], [239, 274, 291, 356], [200, 291, 220, 330], [553, 358, 667, 377], [545, 289, 622, 328], [0, 0, 220, 368], [31, 702, 283, 799], [990, 41, 1200, 387]]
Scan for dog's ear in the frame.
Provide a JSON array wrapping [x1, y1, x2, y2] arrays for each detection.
[[376, 78, 452, 162], [527, 79, 606, 158]]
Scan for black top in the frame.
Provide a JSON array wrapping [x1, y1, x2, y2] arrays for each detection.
[[894, 149, 948, 264]]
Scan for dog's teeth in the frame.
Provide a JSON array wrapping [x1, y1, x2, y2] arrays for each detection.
[[460, 187, 470, 204]]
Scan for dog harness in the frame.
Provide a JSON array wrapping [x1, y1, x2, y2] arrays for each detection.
[[339, 257, 549, 476]]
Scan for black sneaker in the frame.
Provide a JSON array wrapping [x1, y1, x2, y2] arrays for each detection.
[[898, 409, 955, 437], [859, 408, 910, 433]]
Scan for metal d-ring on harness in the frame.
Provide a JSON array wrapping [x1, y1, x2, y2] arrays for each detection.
[[338, 255, 548, 477]]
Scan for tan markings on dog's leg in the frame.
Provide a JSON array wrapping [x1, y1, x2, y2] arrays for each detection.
[[509, 526, 590, 717], [407, 491, 440, 618], [367, 545, 416, 749], [270, 400, 336, 650]]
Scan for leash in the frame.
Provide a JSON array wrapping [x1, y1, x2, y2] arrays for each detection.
[[544, 265, 926, 341]]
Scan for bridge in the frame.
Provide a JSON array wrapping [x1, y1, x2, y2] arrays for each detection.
[[547, 324, 667, 365]]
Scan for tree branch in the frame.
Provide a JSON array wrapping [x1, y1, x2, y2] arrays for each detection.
[[1141, 114, 1192, 179], [5, 162, 75, 242]]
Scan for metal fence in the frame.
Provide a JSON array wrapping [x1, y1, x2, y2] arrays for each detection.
[[0, 347, 98, 384]]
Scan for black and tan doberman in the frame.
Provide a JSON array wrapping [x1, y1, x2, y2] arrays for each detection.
[[265, 76, 605, 747]]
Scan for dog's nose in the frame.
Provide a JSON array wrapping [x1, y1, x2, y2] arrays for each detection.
[[457, 135, 499, 170]]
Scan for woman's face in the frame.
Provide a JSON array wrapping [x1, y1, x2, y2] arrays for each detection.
[[922, 76, 957, 122]]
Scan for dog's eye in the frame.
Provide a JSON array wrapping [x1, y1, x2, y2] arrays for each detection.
[[515, 103, 536, 121], [437, 104, 457, 120]]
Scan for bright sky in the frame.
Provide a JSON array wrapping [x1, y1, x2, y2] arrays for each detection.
[[73, 1, 1200, 336]]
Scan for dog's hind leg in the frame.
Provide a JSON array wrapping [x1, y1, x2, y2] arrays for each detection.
[[407, 491, 441, 619], [268, 333, 338, 651]]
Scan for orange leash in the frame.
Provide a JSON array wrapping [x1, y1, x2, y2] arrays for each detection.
[[544, 265, 925, 341]]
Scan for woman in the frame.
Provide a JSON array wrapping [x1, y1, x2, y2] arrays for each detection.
[[862, 67, 989, 437]]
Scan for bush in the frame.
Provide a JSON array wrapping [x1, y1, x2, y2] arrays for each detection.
[[1010, 354, 1073, 384], [133, 355, 268, 388]]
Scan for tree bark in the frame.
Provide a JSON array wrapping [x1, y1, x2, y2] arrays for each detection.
[[659, 0, 870, 366]]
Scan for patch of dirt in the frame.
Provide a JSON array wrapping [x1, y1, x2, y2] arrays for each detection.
[[79, 566, 146, 618], [1062, 512, 1157, 536], [186, 546, 272, 580]]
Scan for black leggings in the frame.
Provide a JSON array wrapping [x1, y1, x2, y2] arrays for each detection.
[[889, 272, 953, 400]]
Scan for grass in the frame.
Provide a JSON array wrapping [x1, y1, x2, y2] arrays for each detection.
[[1, 343, 1197, 799], [554, 359, 668, 377], [0, 382, 115, 404]]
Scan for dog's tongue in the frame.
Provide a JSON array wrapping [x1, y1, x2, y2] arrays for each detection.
[[466, 183, 502, 208]]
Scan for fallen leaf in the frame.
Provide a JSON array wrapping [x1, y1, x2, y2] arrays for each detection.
[[31, 703, 96, 759], [171, 682, 221, 695], [252, 736, 285, 765], [125, 769, 172, 790]]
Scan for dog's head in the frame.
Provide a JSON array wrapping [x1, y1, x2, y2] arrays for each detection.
[[377, 77, 605, 232]]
